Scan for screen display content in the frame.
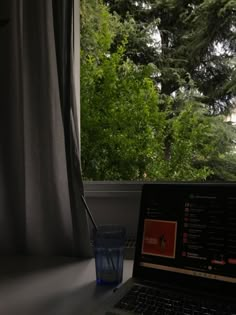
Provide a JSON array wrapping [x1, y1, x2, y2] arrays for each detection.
[[139, 185, 236, 283]]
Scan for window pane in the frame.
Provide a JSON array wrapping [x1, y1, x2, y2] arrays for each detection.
[[80, 0, 236, 181]]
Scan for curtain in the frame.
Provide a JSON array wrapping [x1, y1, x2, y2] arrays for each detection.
[[0, 0, 91, 256]]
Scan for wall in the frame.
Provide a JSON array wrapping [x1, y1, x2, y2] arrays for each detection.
[[84, 182, 143, 241]]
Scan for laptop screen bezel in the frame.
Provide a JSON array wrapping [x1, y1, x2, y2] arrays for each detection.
[[132, 182, 236, 298]]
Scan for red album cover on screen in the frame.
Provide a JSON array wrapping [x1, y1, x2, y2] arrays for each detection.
[[142, 219, 177, 258]]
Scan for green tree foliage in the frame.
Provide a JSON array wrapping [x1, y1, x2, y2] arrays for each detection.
[[81, 0, 166, 180], [80, 0, 236, 181], [105, 0, 236, 114]]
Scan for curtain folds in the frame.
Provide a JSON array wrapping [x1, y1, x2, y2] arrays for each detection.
[[52, 0, 91, 257], [0, 0, 91, 257]]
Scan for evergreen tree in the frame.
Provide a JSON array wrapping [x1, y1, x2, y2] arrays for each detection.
[[80, 0, 236, 181], [105, 0, 236, 114]]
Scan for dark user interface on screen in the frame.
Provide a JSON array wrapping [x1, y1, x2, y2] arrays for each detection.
[[140, 186, 236, 280]]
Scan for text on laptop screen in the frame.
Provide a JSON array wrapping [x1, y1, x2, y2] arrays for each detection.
[[139, 184, 236, 283]]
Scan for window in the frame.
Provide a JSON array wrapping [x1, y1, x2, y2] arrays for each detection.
[[80, 0, 236, 183], [80, 1, 236, 248]]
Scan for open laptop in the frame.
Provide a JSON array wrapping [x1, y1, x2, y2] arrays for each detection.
[[94, 182, 236, 315]]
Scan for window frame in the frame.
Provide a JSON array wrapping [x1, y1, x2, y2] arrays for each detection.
[[84, 181, 143, 241]]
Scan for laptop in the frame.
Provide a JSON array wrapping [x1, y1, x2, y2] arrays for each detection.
[[93, 182, 236, 315]]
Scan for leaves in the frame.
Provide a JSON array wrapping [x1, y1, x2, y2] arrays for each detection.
[[80, 0, 236, 181]]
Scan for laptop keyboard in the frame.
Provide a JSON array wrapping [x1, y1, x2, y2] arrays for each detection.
[[114, 284, 236, 315]]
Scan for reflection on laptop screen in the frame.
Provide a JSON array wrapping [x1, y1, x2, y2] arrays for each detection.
[[139, 184, 236, 283]]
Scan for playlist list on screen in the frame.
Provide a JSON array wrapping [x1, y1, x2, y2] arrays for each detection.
[[182, 194, 236, 267]]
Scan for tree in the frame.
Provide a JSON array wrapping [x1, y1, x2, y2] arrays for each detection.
[[105, 0, 236, 114], [80, 0, 236, 181], [103, 0, 236, 179], [80, 0, 166, 180]]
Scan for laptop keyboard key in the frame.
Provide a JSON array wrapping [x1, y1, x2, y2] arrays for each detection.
[[114, 284, 236, 315]]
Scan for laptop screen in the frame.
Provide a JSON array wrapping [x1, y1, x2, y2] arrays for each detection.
[[135, 183, 236, 284]]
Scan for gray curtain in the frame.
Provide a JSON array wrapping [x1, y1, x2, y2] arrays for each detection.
[[0, 0, 91, 256]]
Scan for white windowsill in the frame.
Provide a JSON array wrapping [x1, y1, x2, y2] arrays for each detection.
[[83, 181, 143, 244]]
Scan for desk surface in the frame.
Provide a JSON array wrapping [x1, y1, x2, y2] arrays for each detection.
[[0, 256, 133, 315]]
